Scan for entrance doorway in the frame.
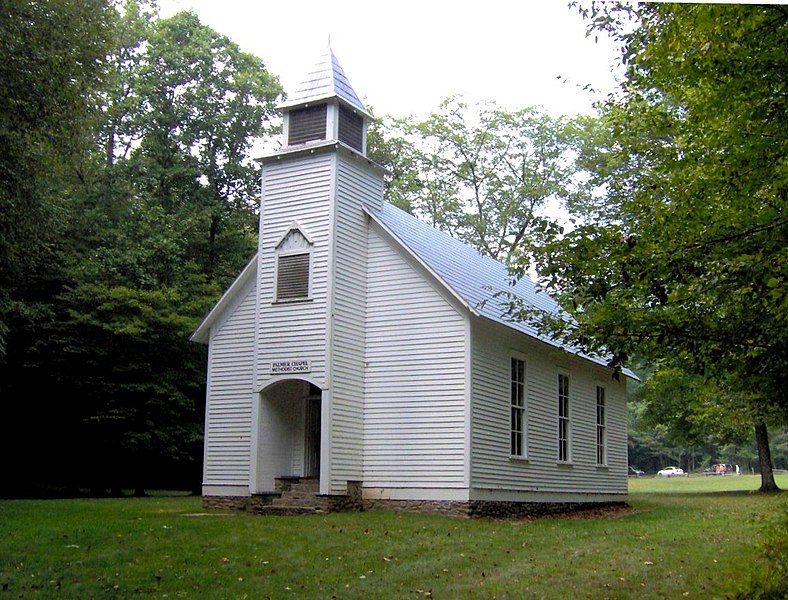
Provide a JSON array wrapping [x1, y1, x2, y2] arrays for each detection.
[[304, 391, 321, 478]]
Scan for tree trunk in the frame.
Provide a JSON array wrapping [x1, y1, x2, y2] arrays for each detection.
[[106, 123, 115, 169], [208, 214, 219, 279], [754, 421, 780, 492]]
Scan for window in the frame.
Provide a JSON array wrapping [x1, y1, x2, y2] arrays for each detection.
[[596, 386, 606, 465], [338, 104, 364, 151], [510, 357, 526, 457], [276, 253, 310, 300], [288, 104, 327, 146], [558, 373, 570, 462], [274, 225, 312, 302]]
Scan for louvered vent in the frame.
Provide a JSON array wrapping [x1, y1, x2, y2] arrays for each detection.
[[288, 104, 327, 145], [276, 253, 310, 300], [338, 104, 363, 151]]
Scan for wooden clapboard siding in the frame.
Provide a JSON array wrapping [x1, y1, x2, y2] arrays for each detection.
[[327, 155, 384, 493], [257, 154, 333, 390], [203, 280, 256, 489], [470, 319, 628, 496], [363, 225, 468, 488]]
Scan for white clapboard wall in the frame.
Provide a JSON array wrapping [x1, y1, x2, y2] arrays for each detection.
[[202, 279, 256, 496], [363, 224, 469, 493], [470, 319, 628, 499]]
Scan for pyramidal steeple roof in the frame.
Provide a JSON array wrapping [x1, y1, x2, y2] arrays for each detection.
[[279, 48, 370, 116]]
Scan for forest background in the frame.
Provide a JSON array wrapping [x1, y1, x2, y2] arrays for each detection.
[[1, 1, 784, 496]]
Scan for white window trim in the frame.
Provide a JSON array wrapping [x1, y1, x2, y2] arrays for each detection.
[[595, 383, 608, 467], [273, 223, 314, 304], [557, 369, 572, 465], [509, 352, 528, 461]]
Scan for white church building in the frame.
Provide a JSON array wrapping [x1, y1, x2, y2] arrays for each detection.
[[192, 51, 634, 516]]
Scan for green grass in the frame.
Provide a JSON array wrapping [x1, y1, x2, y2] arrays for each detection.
[[2, 476, 786, 599], [629, 475, 788, 494], [629, 472, 787, 494]]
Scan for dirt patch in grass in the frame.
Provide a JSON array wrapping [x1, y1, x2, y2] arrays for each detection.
[[552, 503, 640, 520], [504, 503, 640, 523]]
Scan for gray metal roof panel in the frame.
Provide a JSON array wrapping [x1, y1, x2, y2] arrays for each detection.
[[372, 202, 637, 380], [282, 49, 366, 113]]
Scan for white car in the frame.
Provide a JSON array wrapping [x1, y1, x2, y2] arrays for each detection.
[[657, 466, 685, 477]]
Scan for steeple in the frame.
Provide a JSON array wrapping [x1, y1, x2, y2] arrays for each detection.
[[279, 47, 371, 155], [279, 47, 369, 116]]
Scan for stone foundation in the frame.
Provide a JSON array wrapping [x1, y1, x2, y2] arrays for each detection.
[[327, 480, 363, 511], [362, 499, 471, 518], [202, 495, 250, 511], [360, 499, 626, 519], [204, 492, 627, 519], [203, 493, 279, 513]]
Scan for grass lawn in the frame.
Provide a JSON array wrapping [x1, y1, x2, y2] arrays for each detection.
[[1, 475, 785, 599], [629, 473, 787, 494]]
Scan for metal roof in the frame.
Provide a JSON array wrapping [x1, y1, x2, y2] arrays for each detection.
[[190, 254, 257, 344], [368, 202, 638, 380], [278, 48, 368, 115]]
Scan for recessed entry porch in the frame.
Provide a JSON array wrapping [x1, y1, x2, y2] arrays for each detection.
[[253, 378, 326, 513]]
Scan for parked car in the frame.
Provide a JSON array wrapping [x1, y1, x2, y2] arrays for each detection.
[[657, 466, 685, 477], [629, 466, 645, 477]]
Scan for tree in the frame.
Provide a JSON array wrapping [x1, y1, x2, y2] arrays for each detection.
[[55, 6, 282, 493], [366, 114, 427, 215], [370, 98, 576, 263], [129, 9, 280, 280], [0, 0, 116, 356], [0, 3, 283, 496], [635, 368, 753, 466], [508, 4, 786, 491]]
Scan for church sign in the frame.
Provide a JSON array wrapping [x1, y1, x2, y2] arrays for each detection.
[[271, 359, 311, 374]]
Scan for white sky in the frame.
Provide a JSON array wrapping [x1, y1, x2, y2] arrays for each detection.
[[158, 0, 622, 119]]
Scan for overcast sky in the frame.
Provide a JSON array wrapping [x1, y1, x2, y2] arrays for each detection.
[[158, 0, 623, 119]]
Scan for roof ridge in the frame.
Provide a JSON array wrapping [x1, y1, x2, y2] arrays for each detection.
[[373, 201, 638, 380]]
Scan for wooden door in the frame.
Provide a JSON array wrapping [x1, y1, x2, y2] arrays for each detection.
[[304, 396, 321, 478]]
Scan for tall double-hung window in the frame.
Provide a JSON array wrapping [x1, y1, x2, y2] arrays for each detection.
[[510, 357, 526, 457], [558, 373, 570, 462], [596, 386, 607, 465]]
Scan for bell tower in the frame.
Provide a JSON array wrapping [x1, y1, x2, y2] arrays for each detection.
[[278, 48, 372, 155], [252, 47, 385, 497]]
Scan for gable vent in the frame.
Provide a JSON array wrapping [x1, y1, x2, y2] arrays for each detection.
[[338, 104, 363, 152], [288, 104, 327, 146], [276, 253, 310, 300]]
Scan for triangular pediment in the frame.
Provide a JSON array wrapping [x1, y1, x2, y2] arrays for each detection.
[[275, 221, 314, 252]]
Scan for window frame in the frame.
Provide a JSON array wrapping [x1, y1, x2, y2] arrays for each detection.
[[509, 353, 528, 460], [557, 370, 572, 464], [273, 224, 314, 304], [595, 384, 607, 467]]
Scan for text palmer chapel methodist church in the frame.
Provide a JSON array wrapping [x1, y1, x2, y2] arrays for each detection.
[[191, 50, 636, 517]]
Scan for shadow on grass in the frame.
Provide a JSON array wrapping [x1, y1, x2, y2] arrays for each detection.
[[631, 489, 784, 498], [689, 488, 785, 498], [0, 485, 195, 500]]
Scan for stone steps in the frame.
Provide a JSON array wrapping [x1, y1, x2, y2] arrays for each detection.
[[270, 477, 325, 512]]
